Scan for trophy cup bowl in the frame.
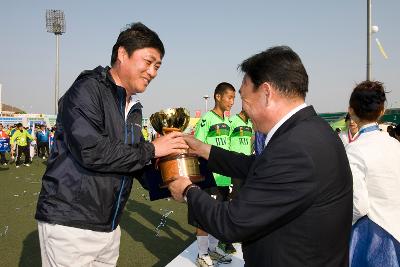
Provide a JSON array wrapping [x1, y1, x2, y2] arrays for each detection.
[[150, 108, 204, 187]]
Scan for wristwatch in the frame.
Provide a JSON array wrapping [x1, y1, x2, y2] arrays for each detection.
[[183, 184, 200, 202]]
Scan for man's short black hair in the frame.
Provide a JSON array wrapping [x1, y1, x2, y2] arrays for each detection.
[[110, 22, 165, 66], [239, 46, 308, 98], [16, 123, 23, 128], [214, 82, 235, 101]]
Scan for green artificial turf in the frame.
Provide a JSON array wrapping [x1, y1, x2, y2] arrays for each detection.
[[0, 158, 195, 267]]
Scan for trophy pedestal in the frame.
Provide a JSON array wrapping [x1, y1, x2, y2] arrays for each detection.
[[157, 153, 204, 188]]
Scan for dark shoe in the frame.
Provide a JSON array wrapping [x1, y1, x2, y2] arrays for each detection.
[[225, 243, 236, 254], [218, 241, 236, 254]]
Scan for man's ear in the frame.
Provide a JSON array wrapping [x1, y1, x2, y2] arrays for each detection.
[[215, 93, 221, 102], [259, 82, 272, 106], [117, 47, 128, 63]]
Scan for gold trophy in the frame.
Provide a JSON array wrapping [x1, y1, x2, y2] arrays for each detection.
[[150, 107, 204, 187]]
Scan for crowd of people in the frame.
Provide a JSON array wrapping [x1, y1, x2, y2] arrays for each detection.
[[1, 21, 398, 267], [0, 123, 55, 167]]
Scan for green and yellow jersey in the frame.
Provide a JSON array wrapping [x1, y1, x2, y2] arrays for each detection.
[[10, 129, 34, 147], [229, 114, 254, 155], [194, 110, 231, 186]]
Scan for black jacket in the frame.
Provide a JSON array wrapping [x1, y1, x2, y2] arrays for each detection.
[[35, 66, 155, 232], [187, 106, 353, 266]]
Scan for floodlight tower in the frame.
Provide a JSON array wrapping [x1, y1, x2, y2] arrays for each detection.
[[46, 10, 65, 114], [203, 95, 210, 112]]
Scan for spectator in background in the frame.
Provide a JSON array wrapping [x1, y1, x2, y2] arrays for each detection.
[[7, 124, 17, 137], [27, 126, 36, 162], [346, 80, 400, 266], [394, 124, 400, 142], [8, 125, 17, 161], [193, 82, 235, 265], [0, 123, 10, 165], [10, 123, 35, 168], [387, 125, 395, 138], [142, 125, 149, 141], [49, 127, 56, 151], [229, 110, 254, 200], [339, 113, 359, 146], [36, 124, 50, 159]]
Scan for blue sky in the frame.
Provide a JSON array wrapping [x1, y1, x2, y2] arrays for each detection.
[[0, 0, 399, 117]]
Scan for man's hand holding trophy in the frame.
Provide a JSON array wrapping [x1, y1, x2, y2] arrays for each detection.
[[150, 108, 205, 188]]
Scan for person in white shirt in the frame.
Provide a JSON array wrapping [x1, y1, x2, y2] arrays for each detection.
[[346, 80, 400, 266], [339, 113, 359, 146]]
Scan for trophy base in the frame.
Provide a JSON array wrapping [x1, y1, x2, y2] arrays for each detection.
[[157, 153, 204, 188], [160, 175, 204, 188]]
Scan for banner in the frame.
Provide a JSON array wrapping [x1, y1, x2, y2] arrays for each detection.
[[0, 138, 10, 152]]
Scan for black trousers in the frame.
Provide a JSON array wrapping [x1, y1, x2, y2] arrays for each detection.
[[16, 145, 30, 166], [38, 142, 49, 157]]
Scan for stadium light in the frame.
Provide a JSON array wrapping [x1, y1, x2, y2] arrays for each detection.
[[46, 9, 66, 114], [203, 95, 210, 113]]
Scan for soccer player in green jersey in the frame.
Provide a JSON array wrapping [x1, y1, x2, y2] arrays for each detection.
[[229, 110, 254, 199], [193, 82, 235, 266]]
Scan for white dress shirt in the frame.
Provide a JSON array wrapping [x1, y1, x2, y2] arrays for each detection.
[[346, 123, 400, 241], [264, 103, 307, 148], [339, 129, 359, 147]]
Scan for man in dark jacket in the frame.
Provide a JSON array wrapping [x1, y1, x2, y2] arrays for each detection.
[[35, 22, 188, 266], [36, 124, 50, 159], [168, 46, 353, 266]]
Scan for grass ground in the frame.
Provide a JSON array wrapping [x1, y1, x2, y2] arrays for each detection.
[[0, 157, 195, 267]]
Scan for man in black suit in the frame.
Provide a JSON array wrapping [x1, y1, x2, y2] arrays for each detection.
[[168, 46, 353, 266]]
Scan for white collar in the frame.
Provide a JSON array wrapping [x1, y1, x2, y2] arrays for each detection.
[[125, 94, 140, 120], [358, 122, 378, 132], [264, 103, 308, 148]]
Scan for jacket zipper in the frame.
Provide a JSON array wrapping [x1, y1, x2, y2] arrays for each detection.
[[131, 123, 134, 144], [111, 93, 128, 230]]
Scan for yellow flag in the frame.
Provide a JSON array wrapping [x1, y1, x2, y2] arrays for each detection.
[[375, 38, 388, 59]]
